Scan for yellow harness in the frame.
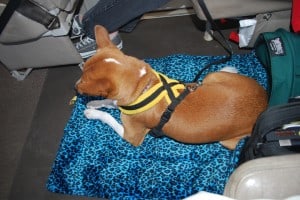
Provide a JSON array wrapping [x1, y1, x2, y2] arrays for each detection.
[[119, 71, 185, 115]]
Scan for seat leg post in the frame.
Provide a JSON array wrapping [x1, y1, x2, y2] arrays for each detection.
[[204, 21, 214, 41]]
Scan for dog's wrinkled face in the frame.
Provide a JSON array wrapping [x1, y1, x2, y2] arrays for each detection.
[[76, 25, 152, 105]]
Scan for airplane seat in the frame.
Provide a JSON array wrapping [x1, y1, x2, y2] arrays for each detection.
[[0, 0, 83, 80], [224, 154, 300, 199]]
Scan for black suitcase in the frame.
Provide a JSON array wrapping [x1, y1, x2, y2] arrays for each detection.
[[239, 101, 300, 164]]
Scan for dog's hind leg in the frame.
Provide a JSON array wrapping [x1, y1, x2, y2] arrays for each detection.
[[84, 109, 124, 138], [220, 135, 245, 150]]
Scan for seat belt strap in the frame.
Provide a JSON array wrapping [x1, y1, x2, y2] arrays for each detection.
[[0, 0, 23, 35], [0, 0, 60, 36], [17, 0, 60, 30]]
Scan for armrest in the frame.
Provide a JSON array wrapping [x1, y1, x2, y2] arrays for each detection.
[[224, 154, 300, 200]]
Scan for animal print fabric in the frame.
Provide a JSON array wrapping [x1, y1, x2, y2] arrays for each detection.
[[47, 52, 267, 199]]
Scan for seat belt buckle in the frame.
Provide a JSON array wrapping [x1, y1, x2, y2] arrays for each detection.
[[47, 16, 60, 30]]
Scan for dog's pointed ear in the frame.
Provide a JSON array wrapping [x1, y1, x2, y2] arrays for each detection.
[[94, 25, 115, 49]]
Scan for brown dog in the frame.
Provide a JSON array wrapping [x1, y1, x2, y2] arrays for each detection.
[[76, 25, 268, 150]]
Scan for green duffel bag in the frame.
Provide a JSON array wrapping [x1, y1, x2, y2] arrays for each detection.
[[255, 28, 300, 107]]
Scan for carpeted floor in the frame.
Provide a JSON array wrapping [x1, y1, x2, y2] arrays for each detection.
[[0, 15, 250, 200]]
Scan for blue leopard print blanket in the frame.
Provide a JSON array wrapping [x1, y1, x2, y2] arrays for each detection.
[[47, 52, 268, 199]]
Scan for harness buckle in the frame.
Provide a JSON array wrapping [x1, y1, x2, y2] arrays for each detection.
[[161, 107, 174, 123]]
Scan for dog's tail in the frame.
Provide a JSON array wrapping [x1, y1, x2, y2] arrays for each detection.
[[220, 66, 238, 73]]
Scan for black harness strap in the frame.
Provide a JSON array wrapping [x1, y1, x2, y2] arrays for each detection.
[[160, 74, 177, 102], [149, 85, 191, 138], [119, 82, 179, 112]]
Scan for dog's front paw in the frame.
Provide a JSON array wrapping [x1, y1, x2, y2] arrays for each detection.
[[84, 108, 124, 138], [84, 108, 104, 120], [86, 99, 117, 109]]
